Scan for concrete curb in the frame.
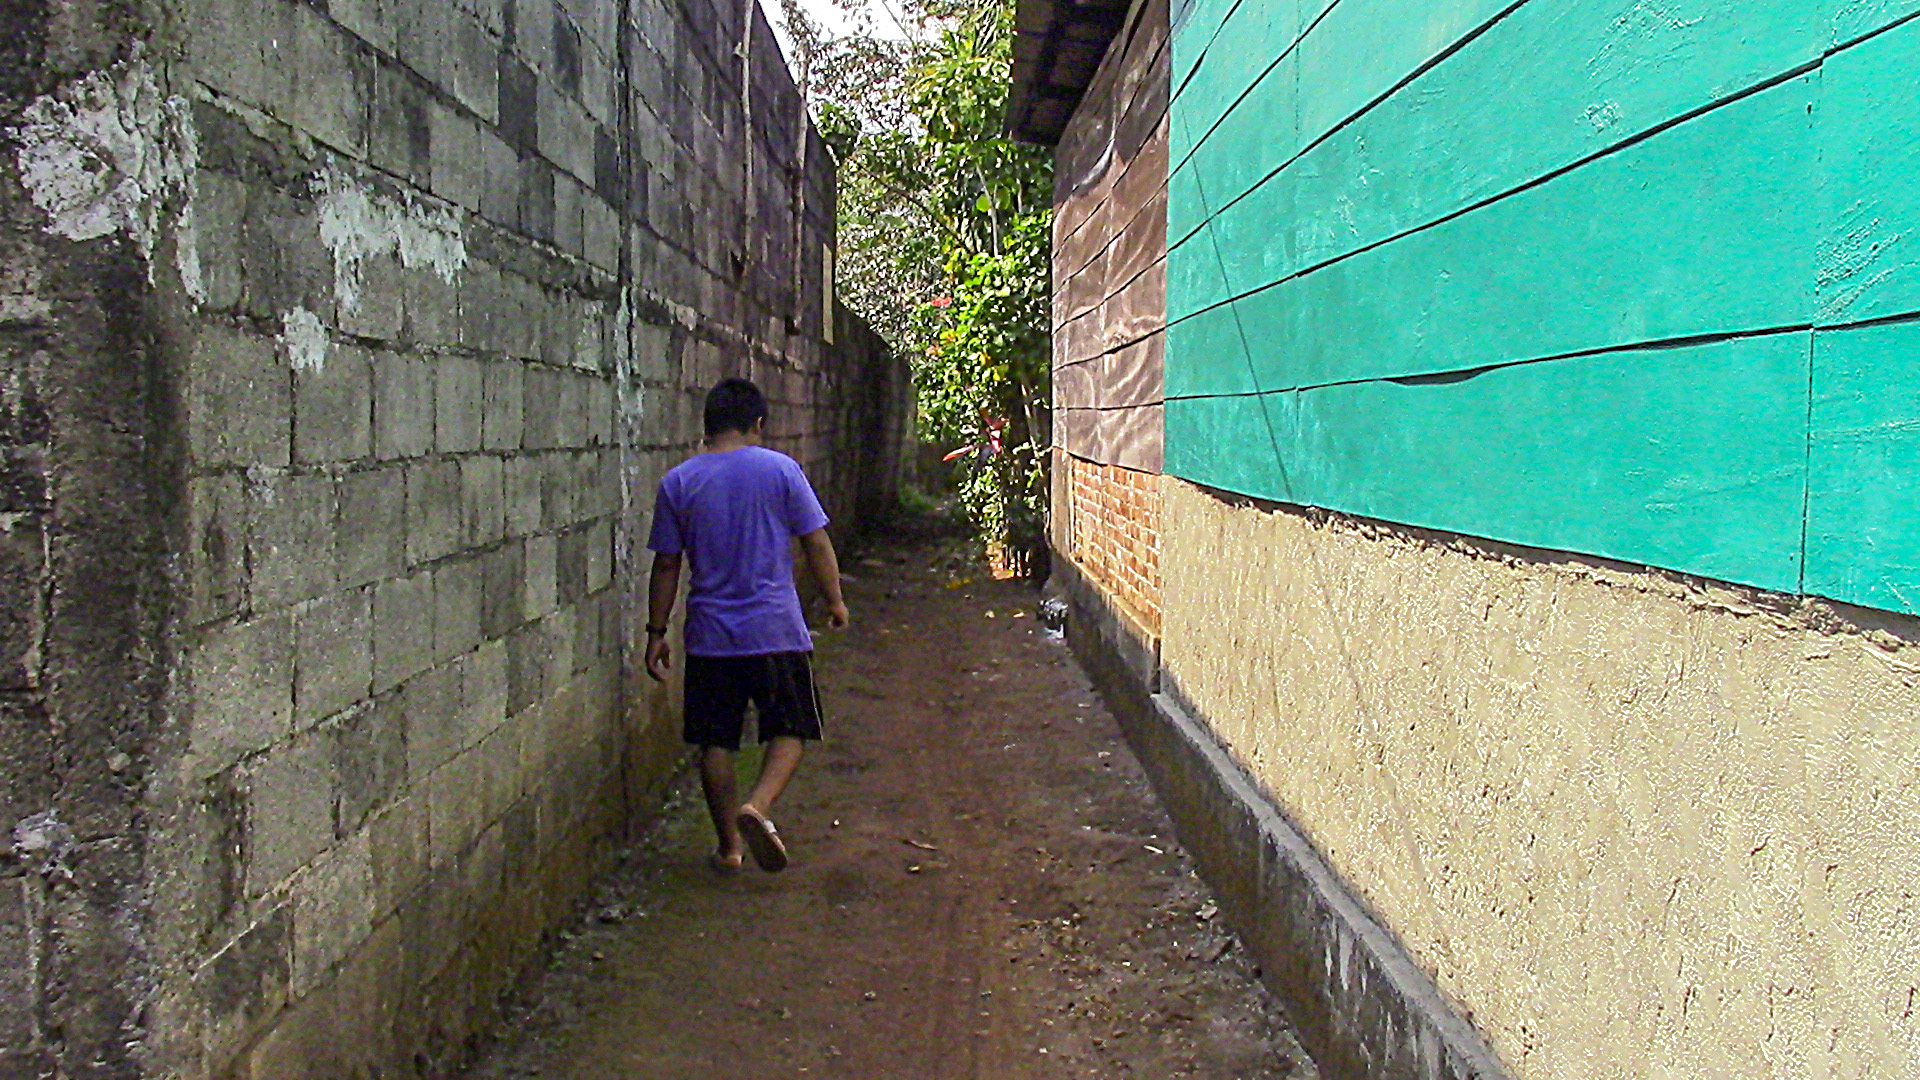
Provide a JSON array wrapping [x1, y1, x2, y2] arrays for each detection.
[[1136, 691, 1514, 1080], [1053, 551, 1513, 1080]]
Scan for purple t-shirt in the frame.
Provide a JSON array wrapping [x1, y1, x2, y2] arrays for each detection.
[[646, 446, 830, 657]]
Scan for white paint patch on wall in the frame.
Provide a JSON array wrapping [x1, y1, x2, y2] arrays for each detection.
[[174, 199, 207, 304], [11, 59, 198, 259], [280, 307, 329, 372], [315, 166, 466, 316]]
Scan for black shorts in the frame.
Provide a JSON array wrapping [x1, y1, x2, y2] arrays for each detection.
[[683, 651, 825, 751]]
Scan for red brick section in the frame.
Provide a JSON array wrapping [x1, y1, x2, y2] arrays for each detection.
[[1063, 453, 1163, 634]]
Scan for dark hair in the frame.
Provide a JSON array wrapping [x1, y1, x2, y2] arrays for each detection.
[[704, 377, 767, 437]]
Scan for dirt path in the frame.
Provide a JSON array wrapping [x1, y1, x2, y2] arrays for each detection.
[[462, 545, 1317, 1080]]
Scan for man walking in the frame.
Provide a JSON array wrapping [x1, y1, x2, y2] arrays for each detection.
[[644, 378, 849, 872]]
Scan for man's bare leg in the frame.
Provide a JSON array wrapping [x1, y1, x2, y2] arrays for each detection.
[[700, 746, 744, 867], [743, 736, 805, 815], [736, 737, 804, 871]]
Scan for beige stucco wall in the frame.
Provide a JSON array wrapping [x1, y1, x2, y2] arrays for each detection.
[[1159, 476, 1920, 1080]]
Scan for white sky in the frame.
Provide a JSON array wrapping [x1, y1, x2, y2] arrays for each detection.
[[767, 0, 913, 78]]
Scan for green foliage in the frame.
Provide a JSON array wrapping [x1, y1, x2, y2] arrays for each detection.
[[782, 0, 1052, 562]]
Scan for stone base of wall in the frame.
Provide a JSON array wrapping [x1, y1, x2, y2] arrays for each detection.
[[1052, 549, 1159, 734], [1139, 689, 1511, 1080]]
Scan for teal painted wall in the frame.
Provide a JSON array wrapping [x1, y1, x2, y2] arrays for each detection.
[[1165, 0, 1920, 611]]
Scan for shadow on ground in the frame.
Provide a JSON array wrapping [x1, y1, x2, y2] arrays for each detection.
[[461, 544, 1316, 1080]]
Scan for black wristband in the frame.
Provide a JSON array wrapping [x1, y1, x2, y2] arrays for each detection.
[[645, 624, 668, 636]]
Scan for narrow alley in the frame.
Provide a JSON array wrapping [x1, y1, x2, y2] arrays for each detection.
[[460, 544, 1315, 1080]]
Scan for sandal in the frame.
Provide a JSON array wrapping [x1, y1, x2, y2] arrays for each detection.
[[709, 850, 744, 873], [736, 806, 790, 872]]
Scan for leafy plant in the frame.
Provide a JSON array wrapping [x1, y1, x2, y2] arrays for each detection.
[[782, 0, 1052, 568]]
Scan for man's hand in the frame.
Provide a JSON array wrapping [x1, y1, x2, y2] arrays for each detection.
[[645, 634, 672, 682], [645, 552, 681, 682], [798, 528, 849, 632]]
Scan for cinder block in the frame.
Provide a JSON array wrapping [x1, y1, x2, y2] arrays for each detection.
[[479, 542, 524, 640], [571, 301, 606, 375], [589, 450, 618, 518], [502, 457, 542, 536], [194, 169, 248, 312], [373, 353, 434, 461], [187, 474, 249, 626], [479, 127, 522, 227], [551, 173, 585, 259], [185, 0, 297, 111], [295, 343, 374, 464], [584, 196, 619, 274], [241, 188, 335, 325], [332, 697, 404, 837], [193, 902, 292, 1057], [461, 639, 508, 739], [542, 609, 575, 688], [291, 829, 374, 995], [429, 104, 486, 212], [246, 732, 335, 893], [405, 461, 463, 565], [292, 4, 373, 156], [400, 265, 460, 349], [400, 661, 464, 780], [249, 472, 338, 610], [481, 361, 524, 451], [553, 370, 587, 448], [503, 622, 549, 716], [499, 17, 542, 132], [456, 0, 506, 37], [474, 723, 522, 830], [295, 588, 374, 727], [539, 453, 577, 528], [425, 747, 486, 865], [336, 467, 406, 587], [435, 357, 483, 453], [372, 571, 434, 692], [432, 557, 484, 664], [596, 590, 621, 663], [337, 254, 405, 342], [189, 613, 295, 773], [459, 456, 504, 547], [503, 275, 545, 360], [569, 597, 600, 676], [188, 326, 291, 469], [392, 0, 452, 93], [584, 519, 611, 593], [366, 795, 427, 914], [520, 532, 557, 620], [445, 10, 501, 123], [331, 0, 398, 55], [555, 526, 588, 606], [515, 156, 557, 245]]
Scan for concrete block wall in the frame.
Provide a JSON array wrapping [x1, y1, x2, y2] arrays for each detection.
[[0, 0, 905, 1075]]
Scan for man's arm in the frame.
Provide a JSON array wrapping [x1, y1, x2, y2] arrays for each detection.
[[644, 551, 682, 681], [797, 528, 849, 628]]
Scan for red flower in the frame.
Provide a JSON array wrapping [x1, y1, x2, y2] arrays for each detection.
[[931, 296, 952, 308]]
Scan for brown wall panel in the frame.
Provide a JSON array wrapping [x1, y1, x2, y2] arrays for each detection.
[[1049, 0, 1168, 472]]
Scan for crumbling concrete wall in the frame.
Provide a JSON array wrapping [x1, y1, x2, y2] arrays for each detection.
[[0, 0, 904, 1075]]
